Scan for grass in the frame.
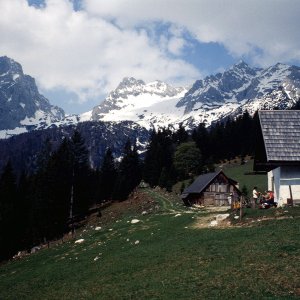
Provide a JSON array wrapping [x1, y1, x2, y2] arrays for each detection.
[[0, 189, 299, 299], [220, 159, 267, 195], [173, 158, 267, 196]]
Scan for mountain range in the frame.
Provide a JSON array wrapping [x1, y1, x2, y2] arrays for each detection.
[[1, 56, 300, 138], [0, 56, 67, 138], [88, 61, 300, 129], [0, 55, 299, 172]]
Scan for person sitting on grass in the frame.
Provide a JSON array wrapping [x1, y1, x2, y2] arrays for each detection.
[[264, 190, 275, 205]]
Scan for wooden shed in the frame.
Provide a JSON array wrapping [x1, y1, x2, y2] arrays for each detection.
[[181, 170, 241, 206], [254, 110, 300, 206]]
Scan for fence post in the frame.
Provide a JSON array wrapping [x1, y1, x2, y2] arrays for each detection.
[[240, 196, 243, 221]]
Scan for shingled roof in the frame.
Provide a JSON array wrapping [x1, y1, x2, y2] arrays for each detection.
[[183, 171, 220, 195], [181, 170, 239, 199], [259, 110, 300, 162]]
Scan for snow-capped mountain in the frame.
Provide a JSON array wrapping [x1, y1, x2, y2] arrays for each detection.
[[0, 56, 66, 138], [1, 56, 299, 140], [89, 77, 188, 129], [88, 61, 300, 130]]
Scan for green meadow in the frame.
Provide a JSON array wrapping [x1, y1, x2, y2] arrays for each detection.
[[0, 188, 299, 299]]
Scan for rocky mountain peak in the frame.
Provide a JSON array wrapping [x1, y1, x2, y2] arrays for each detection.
[[0, 56, 24, 81], [116, 77, 145, 90], [0, 56, 23, 75], [0, 56, 65, 133], [232, 60, 251, 70], [91, 77, 187, 124]]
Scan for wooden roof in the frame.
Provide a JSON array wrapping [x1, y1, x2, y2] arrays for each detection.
[[181, 170, 239, 198], [259, 110, 300, 162]]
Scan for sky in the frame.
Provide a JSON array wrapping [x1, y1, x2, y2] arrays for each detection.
[[0, 0, 300, 115]]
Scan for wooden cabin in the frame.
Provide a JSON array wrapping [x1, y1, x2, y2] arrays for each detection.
[[254, 110, 300, 206], [181, 170, 241, 206]]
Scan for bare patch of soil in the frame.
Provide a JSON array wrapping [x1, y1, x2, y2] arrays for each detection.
[[87, 189, 158, 227], [191, 206, 232, 229]]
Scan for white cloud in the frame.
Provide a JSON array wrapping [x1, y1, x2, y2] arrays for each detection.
[[84, 0, 300, 66], [1, 0, 300, 113], [0, 0, 200, 107]]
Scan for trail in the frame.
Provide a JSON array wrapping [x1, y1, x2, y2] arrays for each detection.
[[144, 188, 231, 228], [144, 188, 184, 213]]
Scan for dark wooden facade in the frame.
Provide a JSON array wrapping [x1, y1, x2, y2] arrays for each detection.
[[181, 171, 241, 206]]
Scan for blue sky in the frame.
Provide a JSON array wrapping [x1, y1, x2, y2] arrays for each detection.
[[1, 0, 300, 114]]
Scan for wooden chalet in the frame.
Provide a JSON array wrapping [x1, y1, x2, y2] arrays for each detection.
[[254, 110, 300, 206], [181, 170, 241, 206]]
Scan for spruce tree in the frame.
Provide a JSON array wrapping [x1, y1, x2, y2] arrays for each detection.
[[70, 130, 90, 216], [113, 140, 142, 201], [143, 129, 175, 186], [173, 124, 189, 144], [0, 162, 18, 260], [100, 148, 117, 201]]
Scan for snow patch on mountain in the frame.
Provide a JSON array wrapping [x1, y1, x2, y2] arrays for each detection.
[[0, 56, 65, 137], [1, 58, 300, 140], [88, 62, 300, 131], [90, 77, 188, 129]]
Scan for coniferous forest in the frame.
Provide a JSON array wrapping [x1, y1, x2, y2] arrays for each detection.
[[0, 111, 259, 261]]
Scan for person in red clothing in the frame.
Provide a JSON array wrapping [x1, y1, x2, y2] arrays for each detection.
[[265, 190, 275, 204]]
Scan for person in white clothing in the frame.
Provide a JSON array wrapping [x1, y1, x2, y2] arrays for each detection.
[[252, 186, 260, 204]]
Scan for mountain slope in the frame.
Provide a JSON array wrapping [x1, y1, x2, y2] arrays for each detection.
[[0, 188, 299, 299], [0, 56, 65, 138], [1, 57, 299, 140], [88, 62, 300, 130], [0, 120, 150, 174], [90, 77, 188, 129]]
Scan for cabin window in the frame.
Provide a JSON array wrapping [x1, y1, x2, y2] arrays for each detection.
[[218, 184, 227, 193], [210, 184, 216, 192]]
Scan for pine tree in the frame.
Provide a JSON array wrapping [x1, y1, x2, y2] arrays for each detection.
[[113, 140, 142, 201], [29, 139, 68, 245], [0, 162, 18, 260], [192, 123, 209, 162], [15, 171, 32, 251], [143, 130, 161, 186], [173, 124, 189, 144], [158, 167, 175, 192], [46, 138, 73, 239], [143, 129, 175, 186], [69, 130, 90, 217], [100, 148, 117, 201]]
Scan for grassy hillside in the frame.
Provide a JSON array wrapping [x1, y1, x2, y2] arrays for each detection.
[[219, 159, 267, 196], [174, 159, 267, 196], [0, 188, 299, 299]]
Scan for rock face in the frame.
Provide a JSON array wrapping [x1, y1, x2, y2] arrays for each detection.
[[0, 56, 65, 132], [0, 120, 150, 174], [177, 62, 300, 112], [1, 57, 299, 137], [88, 62, 300, 130], [90, 77, 187, 129]]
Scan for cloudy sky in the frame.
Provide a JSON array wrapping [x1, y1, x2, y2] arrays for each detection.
[[1, 0, 300, 114]]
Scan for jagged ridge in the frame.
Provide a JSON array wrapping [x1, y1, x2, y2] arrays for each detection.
[[0, 56, 65, 135], [88, 62, 300, 130]]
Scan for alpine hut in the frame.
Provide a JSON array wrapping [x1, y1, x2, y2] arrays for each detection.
[[254, 110, 300, 206], [181, 170, 241, 206]]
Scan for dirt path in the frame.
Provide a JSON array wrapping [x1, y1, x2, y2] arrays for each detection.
[[145, 188, 232, 228], [145, 188, 183, 213]]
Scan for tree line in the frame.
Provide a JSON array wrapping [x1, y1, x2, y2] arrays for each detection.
[[0, 111, 259, 261], [143, 111, 260, 191], [0, 131, 141, 261]]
